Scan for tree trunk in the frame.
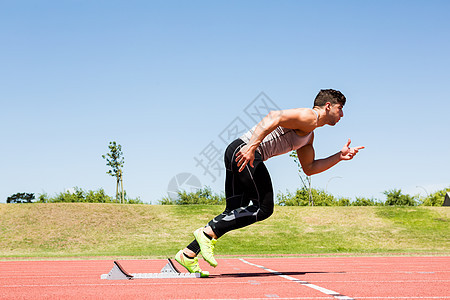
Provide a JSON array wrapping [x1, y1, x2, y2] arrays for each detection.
[[116, 177, 119, 203], [121, 175, 124, 204]]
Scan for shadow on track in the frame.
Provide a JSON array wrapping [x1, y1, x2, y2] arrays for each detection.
[[211, 271, 345, 278]]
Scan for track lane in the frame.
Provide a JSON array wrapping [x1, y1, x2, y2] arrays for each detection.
[[0, 256, 448, 299]]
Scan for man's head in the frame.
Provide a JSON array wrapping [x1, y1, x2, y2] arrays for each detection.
[[313, 89, 346, 108], [314, 89, 346, 126]]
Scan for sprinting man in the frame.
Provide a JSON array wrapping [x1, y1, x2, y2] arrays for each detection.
[[175, 89, 364, 277]]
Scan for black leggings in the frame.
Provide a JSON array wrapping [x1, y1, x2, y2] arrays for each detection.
[[208, 138, 274, 237], [186, 139, 274, 254]]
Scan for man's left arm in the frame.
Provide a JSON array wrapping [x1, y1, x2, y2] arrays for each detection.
[[297, 138, 364, 176]]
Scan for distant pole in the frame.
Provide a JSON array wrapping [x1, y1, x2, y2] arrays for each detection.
[[416, 185, 428, 197], [326, 176, 343, 192]]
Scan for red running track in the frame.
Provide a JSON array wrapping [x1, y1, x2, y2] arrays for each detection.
[[0, 256, 449, 299]]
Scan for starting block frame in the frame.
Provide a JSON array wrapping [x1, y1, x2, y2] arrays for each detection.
[[100, 259, 200, 280]]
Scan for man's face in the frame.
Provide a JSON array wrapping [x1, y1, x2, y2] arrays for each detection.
[[328, 103, 344, 126]]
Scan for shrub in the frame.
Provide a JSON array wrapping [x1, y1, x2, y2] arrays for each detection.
[[337, 197, 351, 206], [383, 189, 418, 206], [38, 193, 49, 203], [85, 189, 113, 203], [6, 192, 35, 203], [159, 196, 174, 205], [276, 188, 342, 206], [276, 190, 309, 206], [352, 197, 382, 206], [50, 187, 87, 203], [159, 187, 225, 205], [420, 187, 450, 206], [37, 187, 143, 204], [124, 195, 143, 204]]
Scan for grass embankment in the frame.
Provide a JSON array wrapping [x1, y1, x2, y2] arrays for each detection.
[[0, 203, 449, 259]]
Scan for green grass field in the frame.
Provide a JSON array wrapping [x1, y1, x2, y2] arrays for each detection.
[[0, 203, 448, 259]]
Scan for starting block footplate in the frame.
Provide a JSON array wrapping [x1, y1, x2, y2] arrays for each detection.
[[100, 259, 200, 280]]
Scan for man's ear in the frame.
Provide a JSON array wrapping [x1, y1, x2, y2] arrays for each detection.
[[325, 102, 332, 111]]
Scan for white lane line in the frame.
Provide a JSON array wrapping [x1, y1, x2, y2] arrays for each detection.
[[196, 298, 337, 300], [240, 258, 354, 300], [357, 296, 450, 299], [194, 298, 450, 300]]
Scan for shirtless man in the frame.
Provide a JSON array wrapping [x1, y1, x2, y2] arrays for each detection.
[[175, 89, 364, 277]]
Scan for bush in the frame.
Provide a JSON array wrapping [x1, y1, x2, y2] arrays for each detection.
[[50, 187, 88, 203], [337, 197, 351, 206], [6, 192, 35, 203], [38, 187, 143, 204], [157, 186, 450, 207], [159, 187, 225, 205], [351, 197, 382, 206], [38, 193, 49, 203], [276, 188, 348, 206], [420, 187, 450, 206], [276, 189, 309, 206], [383, 189, 418, 206], [125, 195, 144, 204], [159, 197, 174, 205]]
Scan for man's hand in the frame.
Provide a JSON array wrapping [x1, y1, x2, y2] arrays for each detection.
[[235, 144, 256, 172], [340, 139, 364, 160]]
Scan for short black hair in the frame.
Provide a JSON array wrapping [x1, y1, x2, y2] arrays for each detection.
[[313, 89, 346, 107]]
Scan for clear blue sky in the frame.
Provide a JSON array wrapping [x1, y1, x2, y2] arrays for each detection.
[[1, 1, 449, 204]]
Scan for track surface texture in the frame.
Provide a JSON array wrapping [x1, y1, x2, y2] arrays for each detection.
[[1, 256, 449, 299]]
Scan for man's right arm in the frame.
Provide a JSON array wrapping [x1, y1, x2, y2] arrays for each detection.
[[235, 110, 282, 172], [245, 110, 283, 152]]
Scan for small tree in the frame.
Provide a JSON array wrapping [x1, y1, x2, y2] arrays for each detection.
[[7, 192, 35, 203], [289, 151, 313, 205], [102, 141, 125, 203]]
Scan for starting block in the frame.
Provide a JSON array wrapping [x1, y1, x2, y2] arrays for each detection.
[[100, 259, 200, 280]]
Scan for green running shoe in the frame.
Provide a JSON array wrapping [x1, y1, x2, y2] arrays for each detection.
[[193, 228, 218, 267], [174, 250, 209, 278]]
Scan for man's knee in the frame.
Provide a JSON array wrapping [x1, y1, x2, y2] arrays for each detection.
[[256, 191, 274, 221], [257, 205, 274, 221]]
